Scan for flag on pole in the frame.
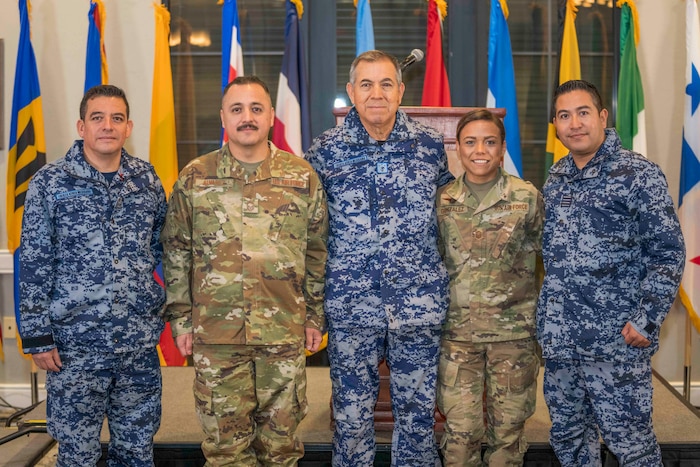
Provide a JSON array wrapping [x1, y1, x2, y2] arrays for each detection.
[[151, 3, 178, 197], [151, 3, 187, 366], [355, 0, 375, 56], [271, 0, 311, 156], [545, 0, 581, 172], [221, 0, 244, 92], [680, 0, 700, 333], [486, 0, 523, 178], [615, 0, 646, 155], [84, 0, 109, 93], [221, 0, 244, 144], [8, 0, 47, 359], [421, 0, 451, 107]]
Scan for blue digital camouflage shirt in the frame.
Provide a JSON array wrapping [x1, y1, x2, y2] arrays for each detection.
[[306, 108, 453, 330], [19, 140, 167, 356], [537, 128, 685, 362]]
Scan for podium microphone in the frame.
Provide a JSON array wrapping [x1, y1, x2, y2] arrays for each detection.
[[400, 49, 424, 72]]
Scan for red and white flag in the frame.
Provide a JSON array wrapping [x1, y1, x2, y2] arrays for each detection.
[[272, 0, 310, 156]]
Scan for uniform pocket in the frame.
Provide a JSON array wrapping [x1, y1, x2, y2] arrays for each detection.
[[438, 355, 460, 387], [496, 352, 538, 394], [490, 217, 522, 267]]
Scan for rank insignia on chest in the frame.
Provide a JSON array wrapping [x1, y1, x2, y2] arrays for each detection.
[[376, 162, 389, 174], [560, 194, 572, 208], [242, 197, 259, 214]]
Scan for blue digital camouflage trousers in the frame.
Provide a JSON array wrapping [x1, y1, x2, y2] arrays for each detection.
[[46, 347, 162, 467], [543, 358, 661, 467], [328, 325, 442, 467]]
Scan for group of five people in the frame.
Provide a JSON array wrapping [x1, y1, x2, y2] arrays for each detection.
[[19, 49, 685, 467]]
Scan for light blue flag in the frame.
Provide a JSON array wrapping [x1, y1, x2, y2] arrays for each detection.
[[486, 0, 523, 178], [356, 0, 375, 56]]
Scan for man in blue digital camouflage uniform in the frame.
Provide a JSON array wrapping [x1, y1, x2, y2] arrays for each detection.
[[305, 50, 453, 466], [537, 80, 685, 466], [19, 85, 167, 467]]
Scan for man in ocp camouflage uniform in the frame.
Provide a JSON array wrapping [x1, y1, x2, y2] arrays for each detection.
[[161, 76, 327, 466], [538, 80, 685, 466], [305, 50, 453, 466], [436, 109, 544, 466], [20, 85, 167, 466]]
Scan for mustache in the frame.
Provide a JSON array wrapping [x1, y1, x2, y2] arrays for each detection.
[[237, 123, 258, 131]]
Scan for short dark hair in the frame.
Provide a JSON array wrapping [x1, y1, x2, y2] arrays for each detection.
[[349, 50, 402, 85], [222, 75, 272, 103], [80, 85, 130, 120], [551, 80, 604, 117], [455, 109, 506, 143]]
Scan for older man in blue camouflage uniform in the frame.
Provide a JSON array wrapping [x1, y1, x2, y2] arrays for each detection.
[[538, 80, 685, 466], [19, 85, 167, 467], [305, 50, 453, 466]]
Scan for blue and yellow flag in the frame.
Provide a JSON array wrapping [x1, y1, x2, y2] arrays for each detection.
[[85, 0, 109, 92], [7, 0, 47, 359]]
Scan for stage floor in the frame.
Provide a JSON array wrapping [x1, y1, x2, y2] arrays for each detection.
[[151, 365, 700, 445], [4, 365, 700, 466]]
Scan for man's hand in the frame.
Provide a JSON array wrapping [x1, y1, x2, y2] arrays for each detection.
[[175, 333, 193, 357], [32, 349, 62, 372], [622, 322, 650, 348], [305, 328, 323, 353]]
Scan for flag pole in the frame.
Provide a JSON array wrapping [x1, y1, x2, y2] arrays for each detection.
[[30, 361, 39, 404], [684, 313, 692, 401]]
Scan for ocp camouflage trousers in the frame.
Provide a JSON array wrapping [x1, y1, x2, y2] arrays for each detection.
[[437, 338, 538, 466], [193, 344, 307, 467]]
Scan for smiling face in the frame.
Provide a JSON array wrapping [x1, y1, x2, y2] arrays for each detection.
[[553, 89, 608, 167], [346, 58, 405, 140], [220, 82, 275, 159], [77, 96, 132, 166], [457, 119, 505, 184]]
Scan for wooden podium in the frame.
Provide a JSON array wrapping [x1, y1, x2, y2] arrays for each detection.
[[330, 106, 506, 432]]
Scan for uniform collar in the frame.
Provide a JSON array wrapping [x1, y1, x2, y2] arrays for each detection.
[[64, 139, 141, 182], [548, 128, 620, 179], [441, 168, 512, 212], [342, 107, 416, 145]]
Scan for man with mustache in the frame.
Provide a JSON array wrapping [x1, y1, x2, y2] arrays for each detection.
[[161, 76, 328, 466], [538, 80, 685, 466]]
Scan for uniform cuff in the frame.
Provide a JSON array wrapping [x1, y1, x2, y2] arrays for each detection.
[[169, 317, 192, 337]]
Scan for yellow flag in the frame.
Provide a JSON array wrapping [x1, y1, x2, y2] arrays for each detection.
[[150, 3, 178, 197], [545, 0, 581, 169]]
